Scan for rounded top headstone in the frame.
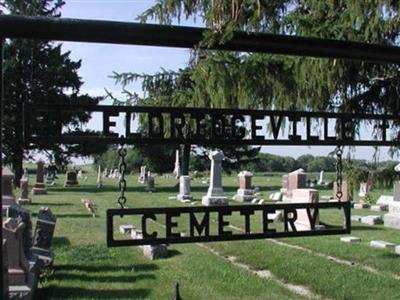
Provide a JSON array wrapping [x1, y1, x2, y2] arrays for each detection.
[[394, 163, 400, 173]]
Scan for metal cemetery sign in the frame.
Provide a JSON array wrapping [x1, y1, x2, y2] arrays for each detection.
[[26, 104, 399, 146], [107, 202, 351, 246], [3, 16, 400, 255]]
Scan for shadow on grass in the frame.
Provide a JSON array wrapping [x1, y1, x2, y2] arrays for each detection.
[[53, 237, 71, 247], [36, 287, 151, 299], [351, 225, 383, 231], [167, 249, 181, 258], [28, 202, 73, 207], [380, 252, 400, 259], [52, 272, 156, 283], [33, 213, 94, 219], [57, 263, 159, 272]]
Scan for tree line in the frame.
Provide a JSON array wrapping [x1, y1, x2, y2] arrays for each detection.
[[94, 147, 398, 177]]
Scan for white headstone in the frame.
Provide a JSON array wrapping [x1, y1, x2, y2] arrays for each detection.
[[202, 151, 228, 206], [172, 149, 181, 179], [358, 182, 368, 197], [318, 170, 324, 185], [377, 195, 393, 205], [138, 166, 147, 183], [177, 175, 193, 201], [383, 179, 400, 229], [340, 236, 361, 243], [370, 240, 395, 249]]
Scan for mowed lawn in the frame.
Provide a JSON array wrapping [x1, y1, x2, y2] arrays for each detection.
[[19, 168, 400, 300]]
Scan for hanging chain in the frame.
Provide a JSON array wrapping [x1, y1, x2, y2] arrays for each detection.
[[117, 138, 127, 214], [335, 145, 343, 201]]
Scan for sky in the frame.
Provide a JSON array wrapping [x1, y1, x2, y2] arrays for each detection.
[[58, 0, 396, 163]]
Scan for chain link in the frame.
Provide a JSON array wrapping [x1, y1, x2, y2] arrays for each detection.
[[335, 145, 343, 201], [117, 138, 127, 216]]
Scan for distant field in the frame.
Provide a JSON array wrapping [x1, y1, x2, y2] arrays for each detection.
[[18, 170, 398, 299]]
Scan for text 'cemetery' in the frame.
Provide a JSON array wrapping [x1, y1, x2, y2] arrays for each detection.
[[107, 202, 351, 246]]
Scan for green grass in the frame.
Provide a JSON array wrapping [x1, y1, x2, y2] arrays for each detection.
[[19, 170, 400, 299]]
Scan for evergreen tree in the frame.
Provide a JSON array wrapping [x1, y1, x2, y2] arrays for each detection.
[[133, 0, 400, 139], [1, 0, 106, 185]]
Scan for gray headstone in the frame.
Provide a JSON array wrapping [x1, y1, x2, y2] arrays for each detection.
[[31, 207, 56, 266], [202, 151, 228, 206]]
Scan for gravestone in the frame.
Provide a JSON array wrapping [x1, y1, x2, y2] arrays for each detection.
[[318, 170, 324, 185], [333, 180, 351, 201], [7, 205, 33, 259], [202, 151, 228, 206], [233, 171, 255, 202], [377, 195, 394, 206], [340, 236, 361, 243], [360, 215, 382, 225], [370, 240, 395, 249], [32, 161, 47, 195], [358, 182, 368, 197], [97, 165, 103, 188], [289, 189, 320, 231], [177, 175, 193, 201], [384, 180, 400, 229], [2, 166, 16, 206], [287, 169, 306, 196], [172, 149, 181, 179], [64, 170, 79, 187], [138, 166, 147, 183], [77, 169, 83, 179], [18, 178, 31, 205], [3, 218, 30, 286], [145, 172, 156, 192], [31, 207, 57, 266]]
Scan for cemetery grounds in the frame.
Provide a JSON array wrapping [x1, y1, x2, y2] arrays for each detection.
[[22, 167, 400, 300]]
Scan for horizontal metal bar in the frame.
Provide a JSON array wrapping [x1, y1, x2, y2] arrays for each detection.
[[1, 15, 400, 63], [109, 201, 349, 214], [109, 228, 350, 247], [26, 136, 400, 147], [30, 104, 400, 120]]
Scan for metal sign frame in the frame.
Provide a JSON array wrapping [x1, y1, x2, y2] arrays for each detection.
[[107, 202, 351, 247], [2, 15, 400, 295]]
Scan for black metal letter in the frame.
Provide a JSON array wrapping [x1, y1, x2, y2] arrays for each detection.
[[284, 208, 297, 232], [189, 212, 210, 237], [251, 114, 265, 141], [103, 111, 119, 137], [218, 210, 232, 236], [142, 213, 157, 238], [240, 208, 255, 234], [262, 208, 276, 233], [166, 212, 181, 238], [288, 116, 301, 142]]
